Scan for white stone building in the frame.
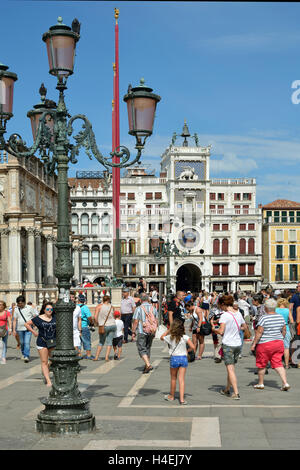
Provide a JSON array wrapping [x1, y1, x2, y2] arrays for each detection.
[[69, 123, 262, 294]]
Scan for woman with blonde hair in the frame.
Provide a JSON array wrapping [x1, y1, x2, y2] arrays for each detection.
[[276, 297, 294, 369], [94, 295, 116, 362], [160, 319, 195, 405]]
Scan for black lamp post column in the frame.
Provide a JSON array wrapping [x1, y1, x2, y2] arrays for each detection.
[[0, 16, 160, 435]]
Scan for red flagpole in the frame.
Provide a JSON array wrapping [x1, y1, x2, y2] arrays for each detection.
[[113, 8, 121, 277]]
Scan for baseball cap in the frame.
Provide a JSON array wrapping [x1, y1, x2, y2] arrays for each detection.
[[114, 310, 121, 318], [78, 294, 86, 303], [123, 288, 129, 292]]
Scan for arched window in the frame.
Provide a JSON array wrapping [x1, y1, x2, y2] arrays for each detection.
[[91, 214, 99, 235], [213, 239, 220, 255], [222, 239, 229, 255], [81, 214, 89, 235], [102, 213, 110, 234], [92, 246, 100, 266], [71, 214, 79, 235], [121, 240, 127, 255], [81, 246, 89, 266], [129, 239, 136, 255], [248, 238, 255, 254], [239, 238, 246, 255], [102, 245, 110, 266]]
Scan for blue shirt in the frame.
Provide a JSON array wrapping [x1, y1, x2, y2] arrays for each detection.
[[79, 304, 92, 328], [290, 294, 300, 322], [275, 308, 290, 333]]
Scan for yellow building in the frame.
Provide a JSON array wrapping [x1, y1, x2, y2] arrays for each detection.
[[262, 199, 300, 289]]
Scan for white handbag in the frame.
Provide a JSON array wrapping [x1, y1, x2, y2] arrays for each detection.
[[155, 324, 167, 339]]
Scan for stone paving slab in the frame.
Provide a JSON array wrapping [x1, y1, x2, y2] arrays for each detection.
[[0, 333, 300, 451]]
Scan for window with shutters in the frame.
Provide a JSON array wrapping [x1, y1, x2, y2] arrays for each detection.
[[248, 238, 255, 254], [248, 223, 255, 231], [102, 246, 110, 266], [290, 264, 298, 281], [146, 193, 153, 200], [289, 245, 296, 260], [275, 229, 283, 242], [218, 193, 224, 201], [149, 264, 156, 275], [129, 264, 136, 275], [210, 193, 216, 200], [239, 238, 246, 254], [213, 239, 220, 255], [122, 264, 127, 275], [158, 264, 165, 275], [282, 211, 287, 223], [81, 214, 89, 235], [222, 264, 228, 275], [239, 224, 246, 231], [289, 229, 297, 242], [234, 193, 241, 200], [155, 192, 162, 200], [91, 246, 100, 266], [276, 265, 283, 281], [81, 246, 89, 267], [213, 264, 220, 276], [239, 264, 246, 275], [248, 263, 255, 275], [127, 193, 135, 200], [276, 245, 283, 259], [222, 224, 229, 231], [213, 224, 220, 231], [222, 239, 229, 255]]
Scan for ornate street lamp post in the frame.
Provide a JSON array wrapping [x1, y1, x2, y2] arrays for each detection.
[[151, 236, 189, 302], [0, 17, 160, 434]]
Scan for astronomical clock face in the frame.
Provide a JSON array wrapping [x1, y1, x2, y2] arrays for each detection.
[[178, 228, 202, 251]]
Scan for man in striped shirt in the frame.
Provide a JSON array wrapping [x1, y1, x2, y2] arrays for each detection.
[[251, 298, 290, 391]]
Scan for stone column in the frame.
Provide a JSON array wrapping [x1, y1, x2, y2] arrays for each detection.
[[46, 235, 55, 286], [8, 226, 22, 289], [72, 244, 81, 285], [0, 228, 10, 285], [27, 227, 37, 287], [35, 229, 42, 288]]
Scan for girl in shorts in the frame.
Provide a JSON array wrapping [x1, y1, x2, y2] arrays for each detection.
[[160, 319, 195, 405]]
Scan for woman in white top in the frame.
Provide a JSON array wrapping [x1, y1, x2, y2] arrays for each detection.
[[212, 295, 249, 400], [160, 319, 195, 405]]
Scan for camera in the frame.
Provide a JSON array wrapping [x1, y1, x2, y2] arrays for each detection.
[[89, 326, 95, 332]]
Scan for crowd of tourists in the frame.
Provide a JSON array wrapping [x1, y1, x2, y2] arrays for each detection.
[[0, 280, 299, 402]]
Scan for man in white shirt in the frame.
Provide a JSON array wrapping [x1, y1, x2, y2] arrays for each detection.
[[70, 293, 82, 355], [12, 295, 37, 363]]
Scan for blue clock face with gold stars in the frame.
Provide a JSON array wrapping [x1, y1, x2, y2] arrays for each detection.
[[178, 228, 200, 249]]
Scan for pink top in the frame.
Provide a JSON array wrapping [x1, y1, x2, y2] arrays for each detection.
[[0, 310, 11, 330]]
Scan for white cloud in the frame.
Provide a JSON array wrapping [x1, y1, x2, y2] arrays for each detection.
[[210, 152, 257, 174]]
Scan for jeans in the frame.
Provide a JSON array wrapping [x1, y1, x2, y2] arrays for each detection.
[[121, 314, 133, 342], [17, 330, 32, 359], [1, 334, 8, 359], [239, 330, 244, 354], [99, 325, 117, 346], [81, 327, 91, 351]]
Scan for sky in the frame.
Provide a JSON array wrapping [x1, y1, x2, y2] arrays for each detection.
[[2, 1, 300, 205]]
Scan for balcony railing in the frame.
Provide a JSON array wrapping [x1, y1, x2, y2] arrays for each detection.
[[211, 178, 256, 185], [210, 208, 260, 215]]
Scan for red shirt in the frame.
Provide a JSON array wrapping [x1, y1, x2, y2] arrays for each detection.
[[0, 310, 11, 330]]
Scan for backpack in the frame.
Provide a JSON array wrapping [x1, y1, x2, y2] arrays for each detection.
[[200, 317, 212, 336], [141, 305, 157, 335]]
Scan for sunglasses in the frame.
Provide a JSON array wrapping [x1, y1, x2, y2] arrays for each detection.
[[45, 308, 53, 311]]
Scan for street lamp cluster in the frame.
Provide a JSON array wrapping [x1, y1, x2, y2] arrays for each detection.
[[0, 16, 160, 434]]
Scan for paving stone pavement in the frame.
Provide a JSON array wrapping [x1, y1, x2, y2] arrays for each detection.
[[0, 332, 299, 451]]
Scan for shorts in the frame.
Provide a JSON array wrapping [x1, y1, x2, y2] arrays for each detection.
[[256, 340, 284, 369], [170, 355, 188, 369], [113, 335, 123, 348], [283, 330, 291, 349], [222, 344, 242, 365], [202, 303, 210, 310], [99, 325, 117, 347]]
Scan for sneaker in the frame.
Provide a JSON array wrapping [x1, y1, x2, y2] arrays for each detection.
[[214, 358, 222, 363], [231, 393, 240, 400], [253, 384, 265, 390], [220, 389, 231, 397], [281, 383, 291, 391], [114, 354, 118, 360], [24, 358, 29, 363], [1, 358, 6, 365], [164, 395, 174, 402], [179, 401, 188, 405]]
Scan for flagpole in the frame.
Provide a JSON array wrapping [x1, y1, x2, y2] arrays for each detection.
[[113, 8, 121, 278]]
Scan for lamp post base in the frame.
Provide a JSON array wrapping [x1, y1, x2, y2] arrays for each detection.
[[36, 411, 95, 434]]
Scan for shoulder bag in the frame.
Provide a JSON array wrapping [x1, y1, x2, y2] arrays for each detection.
[[98, 305, 113, 335], [0, 311, 8, 338]]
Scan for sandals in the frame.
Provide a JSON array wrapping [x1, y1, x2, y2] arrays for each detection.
[[164, 395, 174, 402], [220, 389, 231, 397], [143, 365, 153, 374], [179, 401, 187, 405]]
